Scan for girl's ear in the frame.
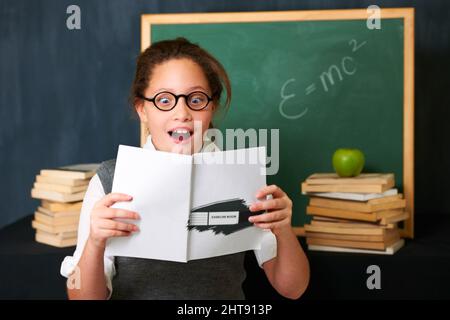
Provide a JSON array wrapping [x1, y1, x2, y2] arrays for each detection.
[[206, 102, 216, 113], [135, 101, 148, 123]]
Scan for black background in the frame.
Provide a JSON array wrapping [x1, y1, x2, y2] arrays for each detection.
[[0, 0, 449, 230]]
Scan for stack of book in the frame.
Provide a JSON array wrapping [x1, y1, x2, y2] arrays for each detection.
[[301, 173, 408, 254], [30, 163, 99, 247]]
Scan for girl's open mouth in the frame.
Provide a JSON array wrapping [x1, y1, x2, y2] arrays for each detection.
[[168, 128, 194, 144]]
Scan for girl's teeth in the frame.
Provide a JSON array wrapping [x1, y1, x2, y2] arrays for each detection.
[[171, 130, 191, 141]]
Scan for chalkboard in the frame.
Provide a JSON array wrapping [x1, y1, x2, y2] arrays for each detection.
[[140, 9, 414, 237]]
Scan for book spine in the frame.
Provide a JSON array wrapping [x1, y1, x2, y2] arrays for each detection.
[[185, 156, 193, 262]]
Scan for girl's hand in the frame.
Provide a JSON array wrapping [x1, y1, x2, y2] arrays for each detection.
[[88, 193, 140, 249], [248, 184, 293, 236]]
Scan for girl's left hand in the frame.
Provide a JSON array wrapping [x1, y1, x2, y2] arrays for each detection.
[[248, 184, 293, 236]]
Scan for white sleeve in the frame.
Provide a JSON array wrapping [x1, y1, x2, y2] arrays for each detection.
[[253, 230, 277, 268], [60, 174, 116, 298]]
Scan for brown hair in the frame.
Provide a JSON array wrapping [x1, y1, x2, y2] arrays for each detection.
[[130, 37, 231, 120]]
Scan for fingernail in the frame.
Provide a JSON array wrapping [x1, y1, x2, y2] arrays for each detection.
[[133, 225, 140, 231], [248, 216, 254, 222]]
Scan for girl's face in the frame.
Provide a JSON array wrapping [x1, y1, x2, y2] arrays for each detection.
[[136, 58, 215, 154]]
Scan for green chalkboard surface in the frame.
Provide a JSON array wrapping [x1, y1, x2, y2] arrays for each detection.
[[142, 10, 414, 235]]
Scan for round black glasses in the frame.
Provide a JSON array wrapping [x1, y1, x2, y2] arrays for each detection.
[[138, 91, 213, 111]]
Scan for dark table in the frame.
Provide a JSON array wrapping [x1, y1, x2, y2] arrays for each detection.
[[1, 214, 450, 299], [0, 215, 73, 299], [245, 214, 450, 300]]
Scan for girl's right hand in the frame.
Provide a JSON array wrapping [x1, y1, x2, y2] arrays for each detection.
[[88, 193, 140, 249]]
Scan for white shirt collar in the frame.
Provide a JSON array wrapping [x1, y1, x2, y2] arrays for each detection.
[[142, 135, 157, 151], [143, 134, 221, 153]]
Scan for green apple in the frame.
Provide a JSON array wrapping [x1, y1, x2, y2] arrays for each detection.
[[332, 148, 365, 177]]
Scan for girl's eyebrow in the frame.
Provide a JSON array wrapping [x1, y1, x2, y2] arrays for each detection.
[[186, 86, 208, 91], [155, 86, 208, 93]]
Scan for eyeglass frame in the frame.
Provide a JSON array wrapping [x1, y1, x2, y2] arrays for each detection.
[[137, 91, 214, 111]]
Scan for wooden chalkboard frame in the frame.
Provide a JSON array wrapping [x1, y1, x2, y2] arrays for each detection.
[[140, 8, 415, 238]]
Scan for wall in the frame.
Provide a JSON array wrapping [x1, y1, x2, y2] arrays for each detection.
[[0, 0, 449, 229]]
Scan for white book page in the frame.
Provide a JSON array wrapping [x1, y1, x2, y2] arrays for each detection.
[[304, 188, 398, 201], [105, 145, 192, 262], [188, 146, 271, 260]]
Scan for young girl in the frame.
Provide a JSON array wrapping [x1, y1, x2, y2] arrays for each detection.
[[61, 38, 310, 300]]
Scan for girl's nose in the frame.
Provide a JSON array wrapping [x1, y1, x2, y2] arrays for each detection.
[[172, 97, 193, 121]]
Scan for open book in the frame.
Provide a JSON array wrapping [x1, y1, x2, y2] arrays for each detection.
[[105, 145, 274, 262]]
